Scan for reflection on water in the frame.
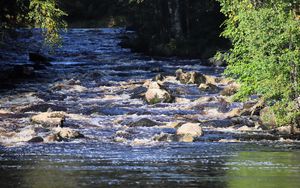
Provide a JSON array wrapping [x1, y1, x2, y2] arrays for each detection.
[[226, 151, 300, 188], [0, 143, 300, 187]]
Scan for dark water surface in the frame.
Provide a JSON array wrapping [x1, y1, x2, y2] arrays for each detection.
[[0, 28, 300, 187]]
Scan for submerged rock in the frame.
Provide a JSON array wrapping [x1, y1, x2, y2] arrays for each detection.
[[19, 103, 67, 113], [29, 52, 52, 64], [31, 112, 65, 127], [175, 69, 206, 85], [145, 82, 173, 104], [27, 136, 44, 143], [130, 86, 147, 99], [129, 118, 159, 127]]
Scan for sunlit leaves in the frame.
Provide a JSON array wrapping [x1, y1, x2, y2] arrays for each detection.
[[217, 0, 300, 125]]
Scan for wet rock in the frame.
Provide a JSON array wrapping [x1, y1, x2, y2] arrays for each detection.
[[204, 75, 217, 85], [202, 119, 233, 128], [175, 69, 206, 85], [153, 73, 166, 81], [226, 108, 242, 118], [166, 122, 185, 129], [129, 118, 159, 127], [194, 96, 215, 103], [19, 103, 67, 113], [199, 83, 220, 93], [177, 134, 195, 142], [231, 117, 255, 127], [13, 65, 35, 78], [31, 112, 65, 127], [44, 134, 63, 142], [115, 130, 131, 139], [153, 133, 174, 142], [260, 107, 276, 128], [27, 136, 44, 143], [175, 98, 191, 103], [145, 82, 173, 104], [29, 52, 52, 64], [51, 82, 87, 93], [220, 83, 240, 96], [130, 86, 147, 99], [57, 128, 84, 139], [176, 123, 203, 138]]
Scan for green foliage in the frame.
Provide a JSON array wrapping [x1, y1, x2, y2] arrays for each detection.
[[0, 0, 67, 47], [28, 0, 67, 47], [216, 0, 300, 126]]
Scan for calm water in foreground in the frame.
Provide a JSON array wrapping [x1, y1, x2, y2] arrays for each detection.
[[0, 28, 299, 187]]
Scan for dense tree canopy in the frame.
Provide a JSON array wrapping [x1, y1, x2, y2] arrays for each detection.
[[216, 0, 300, 126]]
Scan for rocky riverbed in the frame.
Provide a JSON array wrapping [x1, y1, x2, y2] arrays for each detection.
[[0, 28, 299, 187]]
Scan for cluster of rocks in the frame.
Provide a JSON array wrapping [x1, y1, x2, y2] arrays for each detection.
[[27, 111, 85, 143]]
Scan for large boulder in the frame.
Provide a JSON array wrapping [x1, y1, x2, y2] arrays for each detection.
[[175, 69, 206, 85], [145, 82, 173, 104], [31, 112, 65, 127], [176, 123, 203, 142]]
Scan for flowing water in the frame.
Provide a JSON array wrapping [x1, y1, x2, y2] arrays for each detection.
[[0, 28, 300, 187]]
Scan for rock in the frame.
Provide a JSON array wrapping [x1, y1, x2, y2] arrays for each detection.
[[13, 65, 35, 78], [145, 82, 173, 104], [153, 133, 174, 142], [208, 57, 227, 67], [27, 136, 44, 143], [177, 134, 195, 142], [176, 123, 203, 138], [115, 130, 131, 139], [175, 98, 191, 103], [175, 69, 206, 85], [204, 75, 217, 85], [129, 118, 159, 127], [31, 112, 65, 127], [57, 128, 84, 139], [202, 119, 233, 128], [231, 117, 255, 127], [194, 96, 215, 103], [153, 73, 166, 81], [130, 86, 147, 99], [241, 99, 265, 116], [44, 134, 63, 142], [276, 126, 292, 135], [226, 108, 242, 118], [199, 83, 220, 93], [260, 107, 276, 127], [19, 103, 67, 113], [220, 83, 240, 96], [29, 52, 52, 64], [166, 122, 184, 129]]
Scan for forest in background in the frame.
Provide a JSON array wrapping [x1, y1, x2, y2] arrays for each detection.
[[0, 0, 299, 128]]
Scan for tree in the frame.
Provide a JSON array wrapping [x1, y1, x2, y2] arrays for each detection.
[[216, 0, 300, 126], [0, 0, 67, 47]]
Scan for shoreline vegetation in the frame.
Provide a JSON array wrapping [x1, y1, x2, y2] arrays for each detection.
[[0, 0, 300, 146]]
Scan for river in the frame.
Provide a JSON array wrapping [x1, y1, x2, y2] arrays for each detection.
[[0, 28, 299, 187]]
